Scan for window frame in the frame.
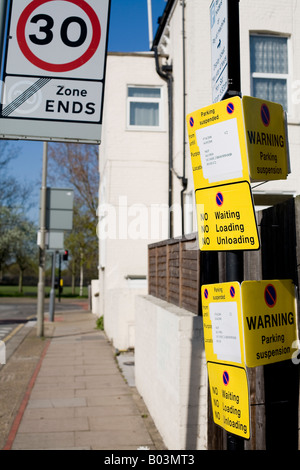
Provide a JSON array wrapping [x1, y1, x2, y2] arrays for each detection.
[[126, 85, 163, 131], [250, 33, 291, 114]]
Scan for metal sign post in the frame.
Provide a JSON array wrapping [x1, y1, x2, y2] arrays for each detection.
[[49, 251, 57, 322], [222, 0, 244, 451], [210, 0, 241, 103], [37, 141, 48, 337], [210, 0, 244, 450]]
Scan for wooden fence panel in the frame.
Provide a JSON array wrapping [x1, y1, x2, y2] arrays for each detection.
[[157, 245, 167, 301], [148, 235, 200, 313], [168, 242, 180, 306], [148, 246, 157, 297]]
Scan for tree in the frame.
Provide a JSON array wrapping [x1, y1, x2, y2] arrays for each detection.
[[13, 219, 37, 293], [48, 143, 99, 217], [64, 203, 98, 294], [0, 141, 25, 208], [0, 207, 13, 281], [0, 207, 37, 288], [0, 141, 36, 284]]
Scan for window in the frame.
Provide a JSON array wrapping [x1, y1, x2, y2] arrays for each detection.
[[250, 35, 289, 111], [127, 86, 162, 129]]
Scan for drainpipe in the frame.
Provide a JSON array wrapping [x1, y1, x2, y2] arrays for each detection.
[[181, 0, 188, 235], [154, 45, 174, 239], [147, 0, 153, 50]]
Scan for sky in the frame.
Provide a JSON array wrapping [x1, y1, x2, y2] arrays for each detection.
[[4, 0, 168, 223]]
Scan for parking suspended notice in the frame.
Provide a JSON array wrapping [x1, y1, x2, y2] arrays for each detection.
[[0, 0, 111, 143], [187, 97, 260, 251]]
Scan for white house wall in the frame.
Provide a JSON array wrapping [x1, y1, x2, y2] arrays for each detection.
[[158, 0, 300, 230], [240, 0, 300, 201], [98, 0, 300, 349], [99, 53, 169, 350]]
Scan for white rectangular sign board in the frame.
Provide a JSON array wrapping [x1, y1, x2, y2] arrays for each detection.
[[210, 0, 228, 103], [209, 301, 242, 364], [195, 117, 243, 183], [0, 0, 110, 143]]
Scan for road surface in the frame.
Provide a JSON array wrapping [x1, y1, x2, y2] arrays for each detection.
[[0, 297, 89, 342]]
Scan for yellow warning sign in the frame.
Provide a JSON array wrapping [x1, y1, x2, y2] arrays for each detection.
[[195, 181, 260, 251], [186, 96, 250, 190], [201, 282, 250, 438], [207, 362, 250, 439], [241, 280, 299, 367], [243, 96, 289, 181], [201, 282, 246, 367]]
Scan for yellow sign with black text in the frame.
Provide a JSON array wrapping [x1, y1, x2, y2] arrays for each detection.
[[201, 279, 299, 439], [201, 282, 250, 438], [187, 97, 290, 250], [243, 96, 289, 181], [201, 282, 246, 367], [207, 362, 250, 439], [187, 97, 261, 252], [241, 280, 299, 367], [196, 181, 260, 251], [187, 96, 290, 188], [202, 279, 299, 369], [187, 97, 250, 190]]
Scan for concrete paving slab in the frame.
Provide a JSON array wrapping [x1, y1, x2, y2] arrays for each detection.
[[75, 386, 131, 398], [74, 393, 134, 406], [12, 432, 76, 450], [23, 407, 75, 420], [18, 416, 89, 433], [75, 402, 141, 416], [1, 309, 167, 451], [75, 430, 153, 450], [88, 415, 153, 432]]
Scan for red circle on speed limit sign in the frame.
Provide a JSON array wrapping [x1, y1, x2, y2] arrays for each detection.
[[16, 0, 101, 73]]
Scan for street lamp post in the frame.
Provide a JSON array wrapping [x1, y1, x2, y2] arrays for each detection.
[[37, 141, 48, 337]]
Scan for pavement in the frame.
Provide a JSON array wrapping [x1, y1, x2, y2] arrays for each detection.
[[0, 304, 167, 450]]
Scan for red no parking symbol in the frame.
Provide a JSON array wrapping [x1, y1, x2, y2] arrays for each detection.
[[16, 0, 101, 73], [264, 284, 277, 308], [223, 370, 229, 386]]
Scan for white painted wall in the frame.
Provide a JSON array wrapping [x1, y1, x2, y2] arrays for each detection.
[[98, 0, 300, 353], [135, 295, 208, 450], [91, 279, 100, 315], [98, 53, 169, 350], [157, 0, 300, 227], [240, 0, 300, 201]]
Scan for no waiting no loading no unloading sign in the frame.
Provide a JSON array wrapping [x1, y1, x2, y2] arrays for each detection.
[[195, 181, 260, 252], [0, 0, 111, 143]]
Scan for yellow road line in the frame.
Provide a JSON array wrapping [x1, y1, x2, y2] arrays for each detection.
[[3, 324, 24, 343]]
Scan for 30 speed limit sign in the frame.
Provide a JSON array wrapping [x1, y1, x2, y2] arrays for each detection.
[[0, 0, 111, 143]]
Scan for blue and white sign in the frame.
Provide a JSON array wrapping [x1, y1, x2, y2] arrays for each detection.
[[210, 0, 228, 103]]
